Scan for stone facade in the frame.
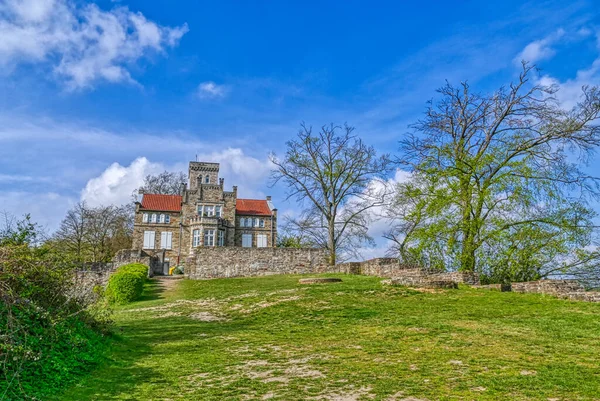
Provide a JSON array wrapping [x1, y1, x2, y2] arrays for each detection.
[[187, 247, 329, 279], [130, 161, 278, 273]]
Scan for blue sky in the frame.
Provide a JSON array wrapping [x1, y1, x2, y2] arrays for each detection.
[[1, 0, 599, 258]]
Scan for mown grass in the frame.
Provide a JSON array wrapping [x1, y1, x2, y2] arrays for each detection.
[[56, 274, 600, 400]]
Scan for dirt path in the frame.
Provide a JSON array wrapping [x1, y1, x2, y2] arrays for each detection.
[[152, 276, 183, 293]]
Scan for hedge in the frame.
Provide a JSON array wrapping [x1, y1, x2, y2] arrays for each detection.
[[105, 263, 149, 304]]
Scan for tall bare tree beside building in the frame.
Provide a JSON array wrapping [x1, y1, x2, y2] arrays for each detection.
[[53, 202, 132, 263], [387, 64, 600, 284], [270, 123, 392, 265]]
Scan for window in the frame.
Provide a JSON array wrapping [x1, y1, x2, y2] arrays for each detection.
[[259, 219, 265, 228], [215, 206, 222, 218], [239, 217, 245, 227], [254, 218, 259, 227], [142, 213, 149, 223], [193, 229, 201, 247], [165, 215, 170, 224], [257, 234, 268, 248], [151, 213, 157, 223], [205, 205, 214, 217], [245, 218, 252, 228], [205, 175, 210, 184], [218, 230, 225, 246], [204, 229, 215, 246], [143, 231, 155, 249], [160, 232, 173, 249], [159, 214, 165, 223], [242, 233, 252, 248], [197, 205, 203, 215]]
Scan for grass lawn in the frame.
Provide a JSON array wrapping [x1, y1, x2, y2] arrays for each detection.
[[57, 274, 600, 400]]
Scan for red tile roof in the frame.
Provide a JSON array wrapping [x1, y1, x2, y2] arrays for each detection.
[[236, 199, 272, 216], [140, 194, 182, 212]]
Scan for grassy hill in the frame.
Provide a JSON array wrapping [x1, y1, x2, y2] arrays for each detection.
[[57, 274, 600, 400]]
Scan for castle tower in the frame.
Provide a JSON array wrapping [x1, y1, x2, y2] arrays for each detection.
[[188, 162, 220, 189]]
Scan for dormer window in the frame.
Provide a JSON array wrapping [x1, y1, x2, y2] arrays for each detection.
[[205, 175, 210, 184]]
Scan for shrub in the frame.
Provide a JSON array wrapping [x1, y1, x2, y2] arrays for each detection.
[[105, 263, 149, 304], [0, 244, 111, 400], [116, 263, 148, 279]]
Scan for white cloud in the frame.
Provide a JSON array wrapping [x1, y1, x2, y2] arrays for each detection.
[[197, 81, 228, 99], [535, 32, 600, 110], [0, 0, 188, 89], [345, 168, 412, 260], [81, 157, 164, 207], [192, 148, 272, 198], [514, 28, 565, 66], [80, 149, 273, 208]]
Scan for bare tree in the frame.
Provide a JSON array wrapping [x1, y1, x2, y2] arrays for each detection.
[[388, 63, 600, 283], [136, 171, 187, 195], [270, 123, 392, 265], [53, 203, 132, 263], [54, 202, 87, 261]]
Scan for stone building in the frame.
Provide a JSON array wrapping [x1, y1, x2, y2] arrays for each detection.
[[131, 161, 277, 272]]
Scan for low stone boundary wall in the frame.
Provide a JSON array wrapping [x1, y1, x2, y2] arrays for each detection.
[[187, 247, 329, 279], [511, 280, 585, 295], [471, 279, 600, 302], [336, 258, 480, 285]]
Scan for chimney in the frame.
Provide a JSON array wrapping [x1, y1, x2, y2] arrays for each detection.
[[266, 196, 272, 201], [232, 185, 238, 198], [219, 178, 224, 187], [179, 182, 187, 196]]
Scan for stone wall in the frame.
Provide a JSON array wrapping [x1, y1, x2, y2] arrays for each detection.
[[187, 247, 329, 279], [336, 258, 480, 284], [511, 280, 585, 295]]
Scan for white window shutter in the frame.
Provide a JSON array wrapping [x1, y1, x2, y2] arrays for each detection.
[[257, 234, 267, 248], [143, 231, 155, 249], [167, 232, 172, 249], [142, 213, 148, 223]]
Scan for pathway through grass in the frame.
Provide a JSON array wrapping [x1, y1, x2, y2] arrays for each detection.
[[57, 274, 600, 400]]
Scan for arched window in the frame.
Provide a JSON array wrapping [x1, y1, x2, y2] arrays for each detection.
[[240, 217, 245, 227], [205, 175, 210, 184], [159, 214, 165, 223], [151, 213, 157, 223]]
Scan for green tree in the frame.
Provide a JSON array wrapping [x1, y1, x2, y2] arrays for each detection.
[[270, 123, 392, 265], [387, 64, 600, 283]]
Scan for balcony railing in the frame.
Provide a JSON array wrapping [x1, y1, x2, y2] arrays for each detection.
[[189, 215, 222, 225]]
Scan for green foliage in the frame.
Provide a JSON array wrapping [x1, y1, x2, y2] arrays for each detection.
[[115, 263, 148, 279], [0, 213, 41, 246], [277, 234, 312, 248], [0, 244, 111, 400], [388, 65, 600, 283], [105, 263, 148, 304]]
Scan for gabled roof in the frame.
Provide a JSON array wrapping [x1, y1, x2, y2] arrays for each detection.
[[140, 194, 182, 212], [236, 199, 272, 216]]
